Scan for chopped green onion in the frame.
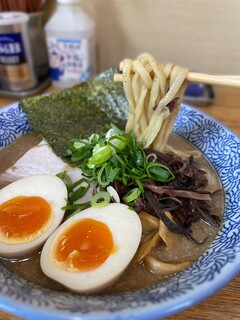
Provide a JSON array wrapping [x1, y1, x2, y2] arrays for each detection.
[[56, 171, 73, 188], [68, 178, 89, 192], [146, 163, 175, 182], [91, 191, 111, 208], [146, 153, 157, 163], [136, 150, 145, 167], [108, 135, 127, 152], [135, 178, 144, 194], [111, 153, 126, 166], [123, 187, 141, 203], [57, 172, 92, 218], [65, 149, 72, 156], [106, 186, 120, 203], [131, 168, 145, 176], [105, 164, 121, 182], [62, 202, 91, 220], [92, 143, 101, 154], [105, 128, 116, 140], [68, 184, 90, 203], [89, 133, 99, 143], [109, 123, 124, 135], [97, 163, 111, 187], [73, 140, 88, 149], [65, 124, 175, 192], [87, 145, 112, 168]]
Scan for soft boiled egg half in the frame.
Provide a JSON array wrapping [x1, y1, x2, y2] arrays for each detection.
[[0, 174, 67, 257], [40, 203, 142, 293]]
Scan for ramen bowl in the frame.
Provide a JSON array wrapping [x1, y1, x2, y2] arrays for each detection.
[[0, 102, 239, 320]]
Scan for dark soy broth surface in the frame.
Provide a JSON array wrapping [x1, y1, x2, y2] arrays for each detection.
[[0, 133, 223, 294]]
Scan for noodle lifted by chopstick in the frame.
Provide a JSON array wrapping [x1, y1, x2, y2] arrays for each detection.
[[115, 53, 188, 152]]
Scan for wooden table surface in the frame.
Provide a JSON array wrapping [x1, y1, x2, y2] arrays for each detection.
[[0, 85, 239, 320]]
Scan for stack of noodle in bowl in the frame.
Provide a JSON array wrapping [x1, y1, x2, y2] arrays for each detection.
[[113, 55, 221, 275]]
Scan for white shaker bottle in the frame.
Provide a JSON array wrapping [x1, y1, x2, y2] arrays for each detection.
[[45, 0, 96, 89]]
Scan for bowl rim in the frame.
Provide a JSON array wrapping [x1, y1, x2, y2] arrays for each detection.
[[0, 101, 239, 320]]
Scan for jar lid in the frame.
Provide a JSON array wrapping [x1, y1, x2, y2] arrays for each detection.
[[0, 12, 29, 26]]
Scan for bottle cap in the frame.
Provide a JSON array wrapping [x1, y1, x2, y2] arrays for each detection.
[[0, 12, 29, 26], [57, 0, 81, 4]]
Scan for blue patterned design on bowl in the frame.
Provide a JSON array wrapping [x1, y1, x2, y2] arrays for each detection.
[[0, 103, 239, 320], [0, 103, 31, 150]]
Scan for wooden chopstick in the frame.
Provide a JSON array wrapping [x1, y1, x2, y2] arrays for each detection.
[[187, 72, 240, 88], [114, 72, 240, 88]]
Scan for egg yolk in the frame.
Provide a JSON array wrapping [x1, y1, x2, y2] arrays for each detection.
[[52, 218, 114, 272], [0, 196, 52, 243]]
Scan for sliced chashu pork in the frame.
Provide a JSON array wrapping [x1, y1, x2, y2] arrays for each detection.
[[0, 140, 93, 203]]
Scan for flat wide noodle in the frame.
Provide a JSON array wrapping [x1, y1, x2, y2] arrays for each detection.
[[118, 53, 188, 151]]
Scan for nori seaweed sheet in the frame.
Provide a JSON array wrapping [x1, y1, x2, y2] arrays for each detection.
[[19, 68, 128, 161]]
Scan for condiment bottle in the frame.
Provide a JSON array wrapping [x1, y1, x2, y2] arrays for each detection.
[[0, 12, 37, 92], [45, 0, 96, 89]]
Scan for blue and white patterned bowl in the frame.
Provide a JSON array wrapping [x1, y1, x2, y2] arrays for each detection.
[[0, 102, 239, 320]]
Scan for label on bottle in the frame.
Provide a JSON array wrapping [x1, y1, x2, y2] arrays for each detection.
[[0, 32, 36, 91], [47, 37, 95, 85]]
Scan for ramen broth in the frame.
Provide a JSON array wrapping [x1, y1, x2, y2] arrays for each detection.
[[0, 133, 223, 294]]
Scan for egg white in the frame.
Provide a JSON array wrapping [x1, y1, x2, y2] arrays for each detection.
[[0, 174, 68, 258], [40, 203, 142, 293]]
